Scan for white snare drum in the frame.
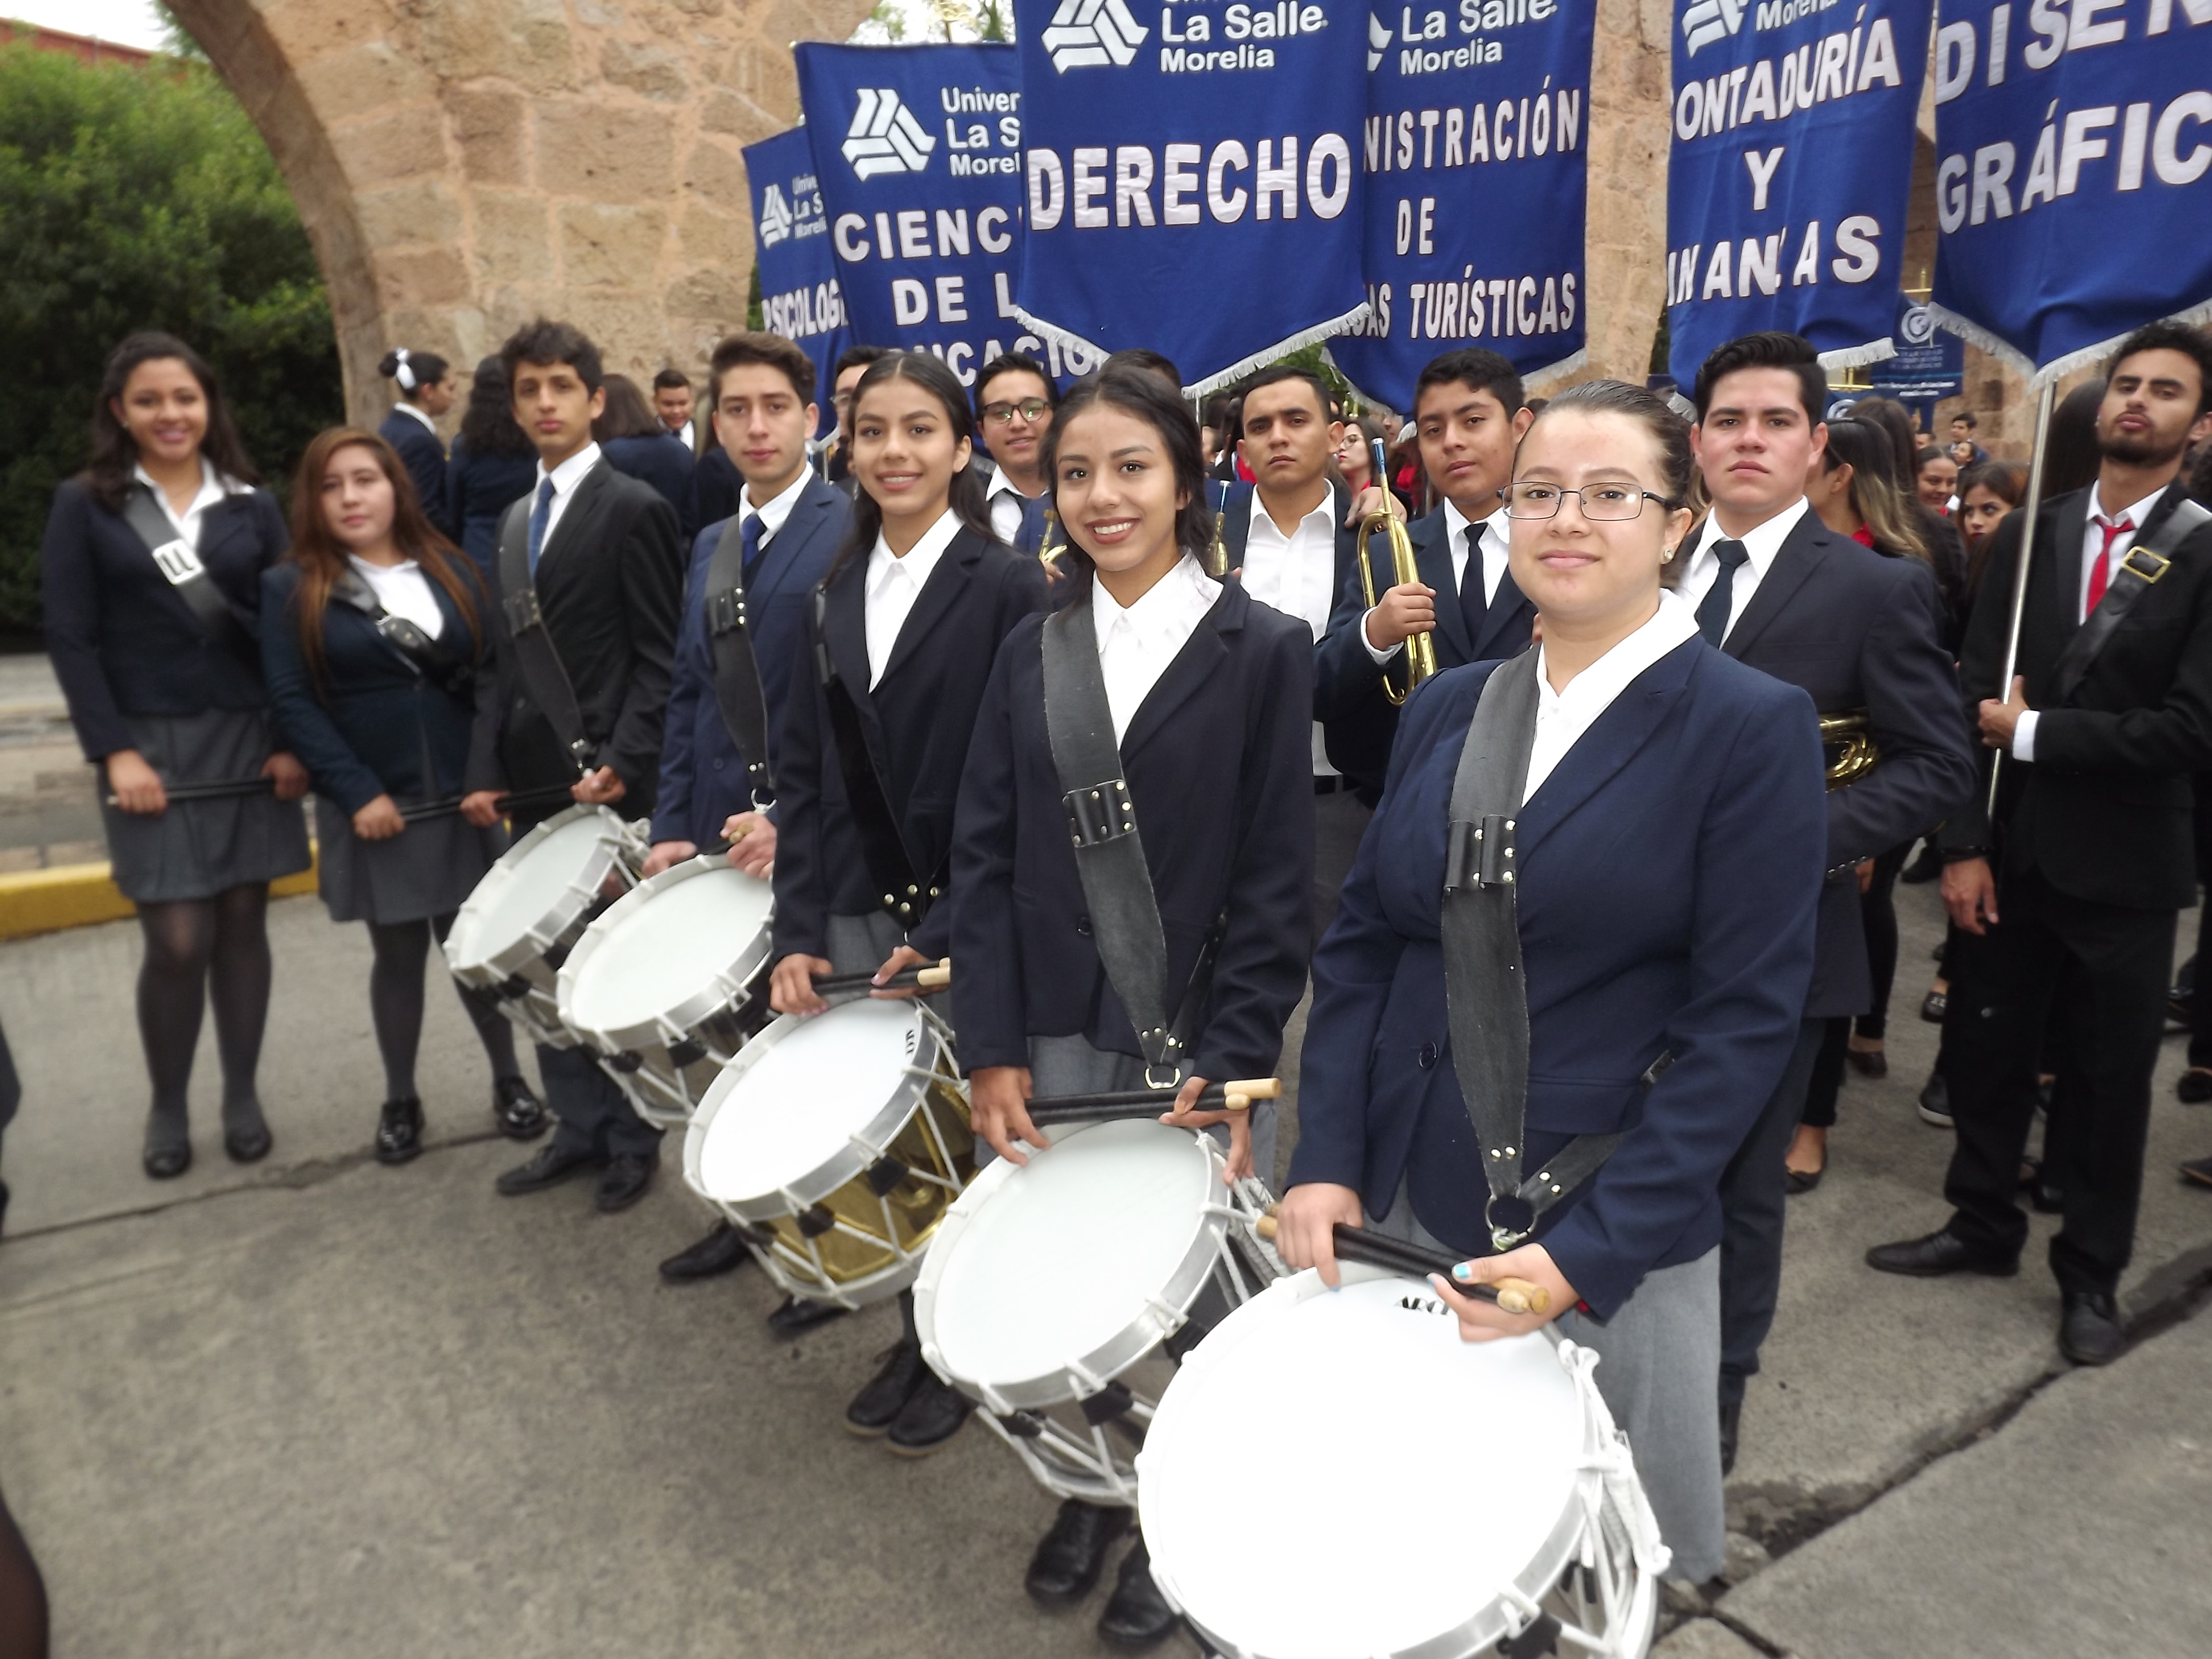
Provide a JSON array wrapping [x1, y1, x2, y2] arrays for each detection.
[[1140, 1268, 1667, 1659], [682, 998, 971, 1309], [444, 804, 644, 1049], [556, 854, 775, 1126], [913, 1117, 1280, 1507]]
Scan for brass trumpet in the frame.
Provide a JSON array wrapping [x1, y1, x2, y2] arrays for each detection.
[[1819, 709, 1881, 791], [1205, 480, 1230, 578], [1358, 437, 1435, 705]]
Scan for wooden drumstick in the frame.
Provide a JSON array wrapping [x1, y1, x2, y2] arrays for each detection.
[[811, 959, 951, 996], [1022, 1077, 1281, 1127], [1252, 1216, 1551, 1316]]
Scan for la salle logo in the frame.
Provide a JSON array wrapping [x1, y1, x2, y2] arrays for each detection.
[[1042, 0, 1150, 71], [842, 88, 936, 178]]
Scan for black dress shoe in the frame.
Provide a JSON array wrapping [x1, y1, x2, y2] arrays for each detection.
[[886, 1372, 973, 1456], [373, 1097, 424, 1165], [143, 1108, 191, 1180], [1718, 1397, 1742, 1477], [1024, 1499, 1129, 1604], [1865, 1228, 2019, 1278], [1917, 1071, 1953, 1128], [2178, 1069, 2212, 1104], [845, 1340, 928, 1436], [222, 1097, 272, 1163], [495, 1142, 598, 1196], [1845, 1047, 1888, 1080], [766, 1294, 849, 1338], [1920, 990, 1949, 1024], [659, 1221, 753, 1282], [1784, 1165, 1824, 1195], [595, 1152, 656, 1213], [2018, 1159, 2063, 1215], [2059, 1289, 2123, 1365], [1097, 1540, 1180, 1648], [493, 1075, 549, 1141]]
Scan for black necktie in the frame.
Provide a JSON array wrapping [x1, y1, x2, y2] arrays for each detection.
[[1696, 539, 1750, 646], [1457, 524, 1489, 649]]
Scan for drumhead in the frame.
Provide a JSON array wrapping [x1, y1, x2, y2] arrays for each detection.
[[1141, 1273, 1584, 1659], [447, 811, 611, 971], [563, 862, 772, 1034], [927, 1119, 1213, 1389], [694, 1000, 924, 1202]]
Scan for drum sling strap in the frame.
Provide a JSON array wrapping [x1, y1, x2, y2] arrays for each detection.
[[814, 588, 938, 929], [2050, 497, 2209, 704], [329, 570, 475, 698], [702, 524, 775, 807], [121, 484, 261, 665], [1442, 650, 1664, 1251], [1039, 603, 1223, 1089], [496, 499, 594, 775]]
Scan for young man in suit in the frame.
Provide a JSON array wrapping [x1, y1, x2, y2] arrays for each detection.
[[974, 352, 1056, 554], [822, 343, 889, 490], [652, 368, 697, 451], [1685, 332, 1976, 1471], [1872, 322, 2212, 1366], [1315, 348, 1538, 799], [644, 332, 855, 1293], [462, 319, 684, 1214]]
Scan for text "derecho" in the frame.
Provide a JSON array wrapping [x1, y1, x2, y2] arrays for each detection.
[[1028, 136, 1356, 229]]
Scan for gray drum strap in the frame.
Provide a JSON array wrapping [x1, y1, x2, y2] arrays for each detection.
[[330, 569, 472, 696], [702, 525, 775, 807], [121, 485, 261, 664], [2050, 497, 2209, 704], [1440, 650, 1635, 1249], [495, 502, 594, 775], [1039, 603, 1195, 1088]]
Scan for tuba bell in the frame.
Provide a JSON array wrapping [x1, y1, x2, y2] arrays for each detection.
[[1818, 709, 1881, 791], [1357, 437, 1435, 706]]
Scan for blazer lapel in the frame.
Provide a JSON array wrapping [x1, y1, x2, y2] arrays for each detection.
[[1472, 566, 1531, 662], [880, 529, 984, 686], [1721, 515, 1827, 659], [1412, 511, 1476, 662], [1121, 584, 1237, 761], [821, 558, 874, 711], [536, 463, 613, 587], [1515, 640, 1697, 861], [2046, 490, 2091, 639], [756, 486, 828, 601]]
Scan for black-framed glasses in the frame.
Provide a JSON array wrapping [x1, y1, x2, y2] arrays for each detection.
[[981, 397, 1052, 426], [1499, 482, 1673, 521]]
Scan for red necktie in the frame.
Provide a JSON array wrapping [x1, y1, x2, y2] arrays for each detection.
[[2086, 516, 2133, 617]]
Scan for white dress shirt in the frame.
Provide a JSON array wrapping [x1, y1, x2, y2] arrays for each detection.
[[532, 441, 604, 554], [864, 508, 963, 689], [390, 401, 438, 435], [1523, 591, 1701, 800], [1239, 486, 1342, 775], [2012, 480, 2172, 763], [1678, 496, 1811, 642], [349, 555, 445, 638], [1362, 497, 1509, 662], [741, 465, 812, 551], [133, 459, 249, 552], [1092, 555, 1221, 743], [985, 466, 1044, 545]]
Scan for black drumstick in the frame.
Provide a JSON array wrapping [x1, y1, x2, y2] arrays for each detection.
[[1024, 1078, 1282, 1127], [1253, 1216, 1550, 1314], [810, 961, 952, 996], [397, 783, 596, 824], [106, 775, 274, 807]]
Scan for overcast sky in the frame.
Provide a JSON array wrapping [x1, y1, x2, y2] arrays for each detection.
[[5, 0, 168, 50]]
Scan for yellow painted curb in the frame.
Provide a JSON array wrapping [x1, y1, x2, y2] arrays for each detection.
[[0, 849, 320, 942]]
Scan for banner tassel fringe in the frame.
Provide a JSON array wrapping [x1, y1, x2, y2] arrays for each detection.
[[1926, 299, 2212, 387], [1816, 337, 1897, 371]]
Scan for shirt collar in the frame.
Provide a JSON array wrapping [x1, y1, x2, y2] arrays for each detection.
[[743, 467, 812, 543], [1695, 495, 1809, 577], [1248, 482, 1338, 542], [866, 508, 964, 597], [984, 465, 1040, 502], [1535, 590, 1701, 712], [2087, 479, 2170, 529], [536, 441, 603, 498], [392, 402, 438, 434], [1092, 554, 1219, 646], [1442, 495, 1508, 553], [350, 552, 421, 577], [132, 458, 243, 519]]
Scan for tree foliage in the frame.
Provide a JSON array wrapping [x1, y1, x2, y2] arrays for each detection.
[[0, 39, 339, 633]]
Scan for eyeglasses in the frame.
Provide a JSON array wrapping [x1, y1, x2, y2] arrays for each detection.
[[981, 398, 1052, 427], [1499, 482, 1674, 521]]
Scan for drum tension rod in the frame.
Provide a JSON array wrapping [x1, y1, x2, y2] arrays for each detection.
[[864, 1156, 909, 1197], [1079, 1381, 1136, 1426], [798, 1204, 838, 1239]]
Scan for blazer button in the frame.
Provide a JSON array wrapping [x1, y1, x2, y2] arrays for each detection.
[[711, 758, 724, 770], [1417, 1042, 1438, 1069], [1075, 916, 1093, 937]]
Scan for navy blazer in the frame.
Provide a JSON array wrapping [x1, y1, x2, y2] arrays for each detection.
[[1714, 510, 1977, 1016], [1287, 638, 1827, 1318], [652, 476, 853, 847], [466, 460, 684, 815], [950, 579, 1314, 1080], [687, 446, 745, 541], [1313, 505, 1537, 798], [605, 434, 696, 539], [772, 524, 1049, 963], [445, 439, 536, 586], [379, 410, 451, 538], [259, 560, 489, 813], [41, 478, 289, 760]]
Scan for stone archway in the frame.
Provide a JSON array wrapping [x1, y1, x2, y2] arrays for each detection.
[[166, 0, 874, 426]]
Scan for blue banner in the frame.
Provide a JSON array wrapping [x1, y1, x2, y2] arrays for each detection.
[[1663, 0, 1933, 388], [1928, 0, 2212, 377], [793, 42, 1092, 388], [1329, 1, 1596, 413], [1011, 0, 1371, 389], [743, 126, 852, 439]]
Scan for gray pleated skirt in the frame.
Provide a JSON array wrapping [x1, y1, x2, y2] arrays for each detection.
[[314, 796, 507, 926], [101, 709, 313, 904]]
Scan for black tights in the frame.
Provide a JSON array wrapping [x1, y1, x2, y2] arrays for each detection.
[[136, 883, 271, 1119], [365, 912, 519, 1102], [0, 1481, 47, 1659]]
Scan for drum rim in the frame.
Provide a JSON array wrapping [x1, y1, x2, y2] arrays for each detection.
[[555, 852, 774, 1051], [680, 999, 951, 1218], [444, 804, 632, 983], [1140, 1270, 1608, 1659], [913, 1118, 1234, 1412]]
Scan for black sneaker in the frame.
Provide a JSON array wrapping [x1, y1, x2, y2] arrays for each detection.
[[885, 1372, 973, 1457], [493, 1075, 549, 1141], [1917, 1070, 1953, 1128], [374, 1096, 425, 1165], [844, 1340, 928, 1436]]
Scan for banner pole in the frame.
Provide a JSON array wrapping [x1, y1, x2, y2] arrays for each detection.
[[1987, 376, 2058, 818]]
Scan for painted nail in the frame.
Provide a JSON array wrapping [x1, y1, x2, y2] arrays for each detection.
[[1453, 1261, 1473, 1280]]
